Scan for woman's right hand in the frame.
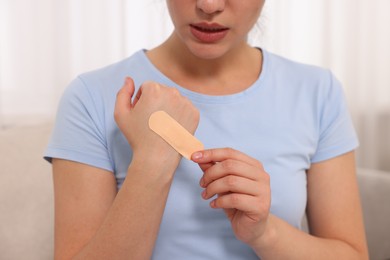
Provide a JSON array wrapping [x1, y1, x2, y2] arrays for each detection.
[[114, 77, 200, 163]]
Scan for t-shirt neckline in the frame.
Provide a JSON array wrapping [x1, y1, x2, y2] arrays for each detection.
[[137, 47, 269, 104]]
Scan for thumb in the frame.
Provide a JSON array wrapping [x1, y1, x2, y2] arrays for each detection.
[[192, 151, 215, 172], [119, 77, 135, 107], [114, 77, 135, 122]]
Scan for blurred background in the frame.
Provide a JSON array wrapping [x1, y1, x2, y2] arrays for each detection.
[[1, 0, 389, 171], [0, 1, 389, 259]]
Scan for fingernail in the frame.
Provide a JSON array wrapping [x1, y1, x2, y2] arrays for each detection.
[[199, 177, 205, 187], [192, 152, 203, 160], [201, 190, 207, 199]]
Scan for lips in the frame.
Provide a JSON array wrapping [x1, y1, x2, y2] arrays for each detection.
[[191, 22, 229, 32], [190, 22, 229, 43]]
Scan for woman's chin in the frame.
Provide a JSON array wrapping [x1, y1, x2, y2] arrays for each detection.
[[187, 43, 230, 60]]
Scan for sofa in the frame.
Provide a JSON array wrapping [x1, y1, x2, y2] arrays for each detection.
[[0, 122, 389, 260]]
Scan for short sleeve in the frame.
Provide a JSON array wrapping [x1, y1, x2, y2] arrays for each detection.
[[311, 72, 359, 163], [44, 77, 113, 172]]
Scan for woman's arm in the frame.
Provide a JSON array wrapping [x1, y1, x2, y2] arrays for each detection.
[[52, 78, 200, 259], [254, 152, 368, 259], [53, 154, 179, 260], [192, 150, 369, 259], [52, 159, 117, 260]]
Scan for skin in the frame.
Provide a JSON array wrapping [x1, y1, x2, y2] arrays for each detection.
[[147, 0, 263, 95], [52, 0, 369, 259], [54, 79, 200, 259]]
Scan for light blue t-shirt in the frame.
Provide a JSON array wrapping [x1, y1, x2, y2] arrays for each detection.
[[45, 49, 358, 259]]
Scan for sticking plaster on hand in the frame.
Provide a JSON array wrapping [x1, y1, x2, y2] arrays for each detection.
[[149, 111, 204, 160]]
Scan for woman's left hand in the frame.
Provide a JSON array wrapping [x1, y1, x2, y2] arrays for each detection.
[[191, 148, 271, 247]]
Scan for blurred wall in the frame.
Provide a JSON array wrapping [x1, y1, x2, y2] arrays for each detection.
[[1, 0, 389, 170]]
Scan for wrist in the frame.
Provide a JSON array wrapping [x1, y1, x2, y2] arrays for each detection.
[[130, 148, 181, 178], [250, 215, 279, 254]]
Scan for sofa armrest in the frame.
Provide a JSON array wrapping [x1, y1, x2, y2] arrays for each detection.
[[357, 168, 390, 260]]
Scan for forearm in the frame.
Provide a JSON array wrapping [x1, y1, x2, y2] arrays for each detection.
[[73, 155, 180, 260], [252, 214, 368, 260]]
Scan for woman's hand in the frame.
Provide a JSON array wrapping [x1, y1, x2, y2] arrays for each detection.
[[115, 77, 200, 162], [192, 148, 271, 247]]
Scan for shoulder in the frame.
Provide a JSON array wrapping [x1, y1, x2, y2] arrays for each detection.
[[267, 50, 332, 79], [61, 50, 149, 108], [77, 50, 147, 92], [263, 49, 341, 97]]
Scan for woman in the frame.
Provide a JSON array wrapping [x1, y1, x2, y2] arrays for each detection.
[[45, 0, 369, 259]]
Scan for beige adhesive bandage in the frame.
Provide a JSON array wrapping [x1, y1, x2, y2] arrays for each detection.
[[149, 111, 204, 160]]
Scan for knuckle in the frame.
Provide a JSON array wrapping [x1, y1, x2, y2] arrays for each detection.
[[144, 80, 159, 89], [254, 159, 263, 168], [225, 175, 238, 189], [229, 194, 241, 207], [143, 81, 160, 95], [221, 159, 235, 172], [140, 81, 151, 91], [225, 147, 236, 157], [256, 161, 265, 171], [258, 169, 270, 184], [204, 149, 213, 159], [169, 87, 180, 97], [152, 83, 162, 93]]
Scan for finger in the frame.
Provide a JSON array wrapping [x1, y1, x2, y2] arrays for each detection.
[[114, 77, 135, 120], [134, 80, 162, 104], [200, 159, 265, 188], [132, 81, 144, 108], [192, 148, 263, 169], [210, 193, 265, 217], [202, 175, 261, 200], [198, 162, 215, 172]]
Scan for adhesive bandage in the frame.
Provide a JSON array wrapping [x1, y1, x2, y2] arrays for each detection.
[[149, 111, 204, 160]]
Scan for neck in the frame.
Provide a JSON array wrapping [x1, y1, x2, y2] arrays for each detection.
[[147, 33, 262, 95]]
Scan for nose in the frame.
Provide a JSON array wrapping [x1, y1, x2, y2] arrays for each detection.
[[197, 0, 225, 15]]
